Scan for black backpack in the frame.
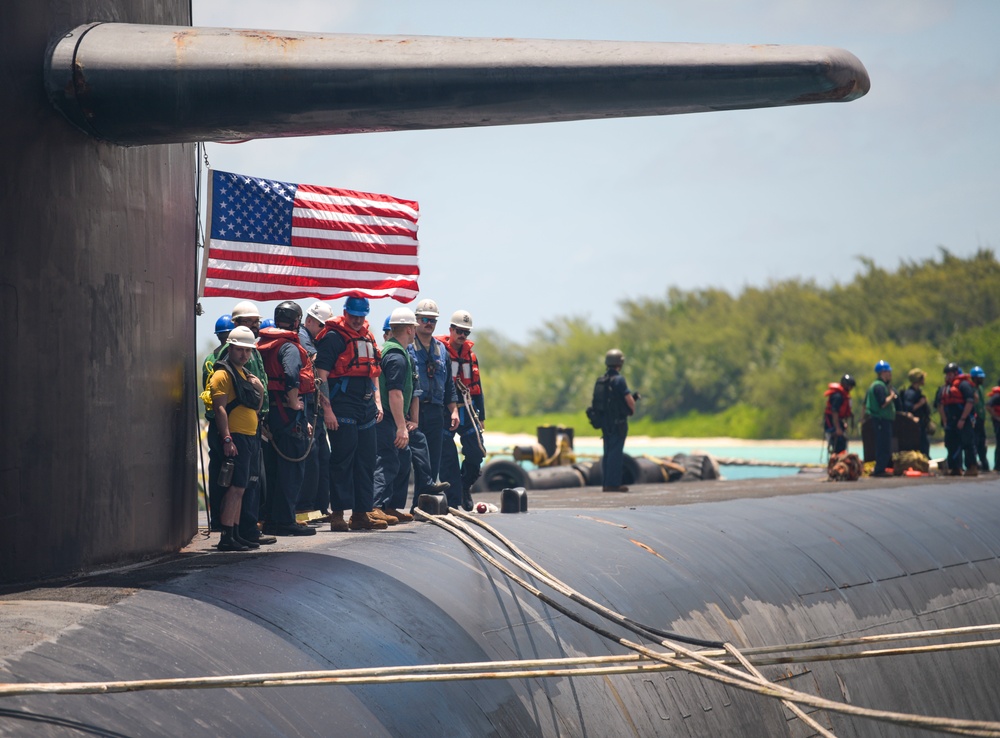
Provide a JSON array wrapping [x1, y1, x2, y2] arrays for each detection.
[[586, 374, 613, 429], [215, 357, 262, 413]]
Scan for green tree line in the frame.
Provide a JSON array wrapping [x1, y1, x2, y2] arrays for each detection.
[[475, 249, 1000, 439]]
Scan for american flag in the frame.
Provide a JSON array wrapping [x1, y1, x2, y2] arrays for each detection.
[[200, 169, 419, 302]]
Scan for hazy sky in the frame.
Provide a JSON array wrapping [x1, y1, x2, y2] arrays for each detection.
[[193, 0, 1000, 348]]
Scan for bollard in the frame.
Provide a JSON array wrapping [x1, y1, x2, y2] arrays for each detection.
[[417, 493, 450, 517], [501, 487, 528, 513]]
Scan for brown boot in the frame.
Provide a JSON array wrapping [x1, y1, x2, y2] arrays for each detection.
[[329, 510, 349, 532], [370, 508, 398, 525], [965, 464, 980, 477], [384, 507, 413, 523], [350, 512, 388, 531]]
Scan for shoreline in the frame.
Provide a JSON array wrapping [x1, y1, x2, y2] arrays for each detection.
[[483, 431, 821, 449]]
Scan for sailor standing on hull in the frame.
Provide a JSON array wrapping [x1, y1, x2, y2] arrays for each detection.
[[226, 302, 274, 545], [941, 362, 979, 476], [299, 301, 334, 525], [207, 326, 265, 552], [969, 366, 990, 472], [314, 297, 387, 531], [202, 314, 234, 531], [864, 360, 898, 477], [595, 349, 637, 492], [408, 299, 457, 501], [257, 301, 316, 537], [372, 308, 420, 525], [823, 374, 855, 455], [439, 310, 485, 511]]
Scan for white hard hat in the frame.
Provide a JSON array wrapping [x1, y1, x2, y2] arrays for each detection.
[[307, 301, 333, 323], [226, 325, 258, 348], [389, 307, 417, 326], [414, 299, 440, 318], [450, 310, 473, 330], [231, 301, 261, 320]]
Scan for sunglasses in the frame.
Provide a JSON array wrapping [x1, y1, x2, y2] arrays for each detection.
[[419, 317, 437, 324], [453, 328, 471, 337]]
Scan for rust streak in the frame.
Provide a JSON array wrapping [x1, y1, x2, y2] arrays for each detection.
[[629, 539, 667, 560], [235, 30, 304, 50], [575, 515, 629, 528], [171, 30, 195, 50]]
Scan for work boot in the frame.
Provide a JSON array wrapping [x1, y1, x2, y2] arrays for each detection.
[[602, 485, 629, 492], [384, 507, 413, 523], [370, 508, 398, 525], [965, 464, 980, 477], [349, 512, 388, 531], [231, 527, 260, 549], [244, 531, 277, 545], [218, 526, 249, 552], [329, 510, 349, 532], [461, 489, 474, 512]]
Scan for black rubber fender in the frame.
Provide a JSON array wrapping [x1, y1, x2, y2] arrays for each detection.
[[476, 459, 532, 491], [584, 454, 640, 486]]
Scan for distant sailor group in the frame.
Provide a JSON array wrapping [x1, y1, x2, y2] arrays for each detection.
[[824, 360, 1000, 477], [202, 297, 485, 551]]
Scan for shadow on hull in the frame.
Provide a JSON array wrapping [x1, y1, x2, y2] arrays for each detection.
[[2, 482, 999, 736]]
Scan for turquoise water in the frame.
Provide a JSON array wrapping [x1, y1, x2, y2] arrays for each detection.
[[569, 441, 950, 480]]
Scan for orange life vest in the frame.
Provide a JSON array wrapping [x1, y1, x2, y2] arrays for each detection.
[[256, 327, 315, 394], [941, 375, 973, 406], [987, 386, 1000, 420], [438, 336, 482, 396], [824, 383, 853, 421], [316, 316, 381, 379]]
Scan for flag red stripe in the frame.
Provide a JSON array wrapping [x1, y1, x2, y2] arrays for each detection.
[[297, 183, 419, 211], [288, 235, 418, 255], [204, 286, 417, 303], [291, 215, 416, 239], [209, 248, 420, 275], [294, 198, 419, 223], [206, 267, 418, 291]]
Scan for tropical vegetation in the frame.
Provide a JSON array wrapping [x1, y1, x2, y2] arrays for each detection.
[[475, 249, 1000, 439]]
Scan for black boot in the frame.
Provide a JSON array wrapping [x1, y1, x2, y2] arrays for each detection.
[[461, 489, 474, 512], [218, 526, 249, 552], [232, 527, 260, 550]]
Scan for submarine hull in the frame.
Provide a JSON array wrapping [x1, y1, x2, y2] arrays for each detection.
[[2, 481, 999, 736], [0, 0, 198, 584]]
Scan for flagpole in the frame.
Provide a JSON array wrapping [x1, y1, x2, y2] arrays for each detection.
[[197, 168, 214, 299]]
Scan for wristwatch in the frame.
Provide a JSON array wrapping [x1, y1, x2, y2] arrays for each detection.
[[223, 436, 232, 444]]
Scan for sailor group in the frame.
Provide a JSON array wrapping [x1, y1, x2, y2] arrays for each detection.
[[202, 297, 485, 551], [823, 360, 1000, 478]]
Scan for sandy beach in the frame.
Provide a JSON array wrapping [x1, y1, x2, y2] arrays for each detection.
[[483, 431, 820, 449]]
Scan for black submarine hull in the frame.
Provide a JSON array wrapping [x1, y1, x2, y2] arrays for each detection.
[[2, 481, 999, 736], [1, 0, 198, 584]]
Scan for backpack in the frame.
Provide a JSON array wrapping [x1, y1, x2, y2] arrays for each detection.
[[586, 374, 613, 429], [214, 357, 262, 413]]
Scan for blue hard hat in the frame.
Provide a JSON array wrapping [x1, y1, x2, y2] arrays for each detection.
[[261, 318, 276, 330], [344, 296, 370, 316], [971, 366, 986, 379], [383, 316, 391, 332], [874, 360, 892, 374], [214, 314, 235, 335]]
